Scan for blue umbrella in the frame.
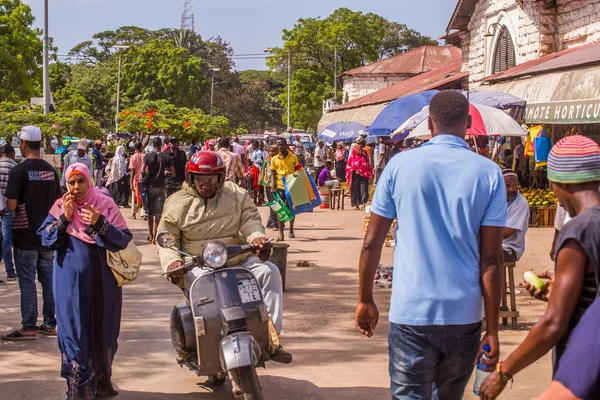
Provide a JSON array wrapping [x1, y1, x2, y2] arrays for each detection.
[[464, 90, 526, 121], [369, 90, 439, 136], [317, 121, 368, 144]]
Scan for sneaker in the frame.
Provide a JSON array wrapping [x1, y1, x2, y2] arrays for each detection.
[[37, 324, 57, 336], [270, 345, 293, 364], [6, 273, 17, 281]]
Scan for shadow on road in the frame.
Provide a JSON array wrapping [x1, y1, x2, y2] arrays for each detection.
[[0, 377, 389, 400]]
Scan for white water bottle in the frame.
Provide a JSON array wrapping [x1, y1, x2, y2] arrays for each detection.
[[473, 344, 491, 395]]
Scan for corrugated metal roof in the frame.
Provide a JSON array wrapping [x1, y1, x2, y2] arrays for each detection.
[[341, 46, 462, 77], [447, 0, 478, 32], [332, 62, 467, 111], [481, 41, 600, 83]]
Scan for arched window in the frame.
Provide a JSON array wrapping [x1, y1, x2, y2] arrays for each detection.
[[493, 25, 516, 74]]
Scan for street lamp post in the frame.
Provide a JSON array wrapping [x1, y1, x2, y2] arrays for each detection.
[[114, 46, 130, 133], [210, 67, 220, 117], [42, 0, 50, 115]]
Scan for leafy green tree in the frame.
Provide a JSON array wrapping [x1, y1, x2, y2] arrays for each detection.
[[267, 7, 438, 130], [68, 61, 117, 128], [0, 0, 43, 102], [120, 40, 208, 109]]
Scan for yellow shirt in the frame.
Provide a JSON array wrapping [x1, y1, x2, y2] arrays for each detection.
[[270, 151, 299, 189]]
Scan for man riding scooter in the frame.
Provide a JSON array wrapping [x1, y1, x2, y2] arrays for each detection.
[[158, 150, 292, 363]]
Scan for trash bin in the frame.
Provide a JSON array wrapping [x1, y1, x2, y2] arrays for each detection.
[[269, 243, 289, 291]]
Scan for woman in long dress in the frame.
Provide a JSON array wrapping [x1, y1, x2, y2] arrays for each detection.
[[346, 138, 373, 210], [38, 163, 132, 399], [334, 141, 347, 182], [105, 145, 130, 207]]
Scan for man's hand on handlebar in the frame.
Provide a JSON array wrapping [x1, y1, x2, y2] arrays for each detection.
[[251, 236, 272, 262], [167, 261, 185, 282]]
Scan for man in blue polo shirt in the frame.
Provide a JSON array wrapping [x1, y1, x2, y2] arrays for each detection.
[[355, 90, 506, 399]]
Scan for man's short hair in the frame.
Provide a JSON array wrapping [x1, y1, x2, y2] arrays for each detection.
[[429, 91, 470, 128], [219, 137, 230, 149], [152, 137, 162, 149], [134, 141, 143, 151], [23, 140, 41, 150], [1, 144, 14, 155], [191, 140, 197, 145], [252, 140, 259, 146], [325, 160, 333, 168]]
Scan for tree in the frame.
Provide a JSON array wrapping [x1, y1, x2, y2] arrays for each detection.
[[0, 0, 43, 102], [120, 40, 209, 109], [267, 8, 437, 131]]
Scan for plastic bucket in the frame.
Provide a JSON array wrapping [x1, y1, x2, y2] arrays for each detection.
[[269, 243, 289, 291], [320, 188, 330, 209]]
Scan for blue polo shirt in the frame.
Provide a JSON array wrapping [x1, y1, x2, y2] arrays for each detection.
[[371, 134, 507, 326]]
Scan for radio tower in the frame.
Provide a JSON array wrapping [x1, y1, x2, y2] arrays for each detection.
[[181, 0, 195, 32]]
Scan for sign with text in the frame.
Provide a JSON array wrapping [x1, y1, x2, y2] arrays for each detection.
[[525, 99, 600, 124]]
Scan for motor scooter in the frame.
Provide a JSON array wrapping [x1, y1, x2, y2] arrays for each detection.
[[157, 231, 273, 400]]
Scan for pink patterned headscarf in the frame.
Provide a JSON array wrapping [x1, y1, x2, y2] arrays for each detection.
[[49, 163, 128, 244]]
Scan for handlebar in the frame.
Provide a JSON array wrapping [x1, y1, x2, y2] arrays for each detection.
[[162, 240, 273, 276]]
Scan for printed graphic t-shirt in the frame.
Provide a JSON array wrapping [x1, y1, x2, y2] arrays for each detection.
[[6, 158, 61, 250]]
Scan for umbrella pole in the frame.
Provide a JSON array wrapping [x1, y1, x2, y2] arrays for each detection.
[[472, 135, 479, 154]]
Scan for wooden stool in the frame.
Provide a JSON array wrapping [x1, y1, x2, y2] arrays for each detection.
[[500, 261, 519, 328], [330, 188, 344, 210]]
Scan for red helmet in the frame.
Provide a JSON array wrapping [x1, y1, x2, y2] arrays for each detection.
[[186, 151, 225, 191]]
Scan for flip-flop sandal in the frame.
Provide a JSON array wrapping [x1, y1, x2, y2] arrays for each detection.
[[37, 324, 57, 336], [147, 236, 153, 243], [289, 233, 296, 239], [1, 329, 37, 341]]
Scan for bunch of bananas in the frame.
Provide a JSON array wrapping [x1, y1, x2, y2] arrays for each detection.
[[520, 188, 558, 207]]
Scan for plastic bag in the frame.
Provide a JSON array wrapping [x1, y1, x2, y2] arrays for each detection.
[[267, 192, 294, 223]]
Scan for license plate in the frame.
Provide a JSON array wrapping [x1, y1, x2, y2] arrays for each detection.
[[238, 279, 261, 304]]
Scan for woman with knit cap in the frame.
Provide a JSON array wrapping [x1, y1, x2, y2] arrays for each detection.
[[480, 135, 600, 400]]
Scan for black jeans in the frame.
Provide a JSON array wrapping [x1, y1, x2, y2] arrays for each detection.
[[388, 322, 482, 399]]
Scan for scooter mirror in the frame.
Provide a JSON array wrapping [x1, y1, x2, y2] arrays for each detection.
[[156, 231, 177, 248]]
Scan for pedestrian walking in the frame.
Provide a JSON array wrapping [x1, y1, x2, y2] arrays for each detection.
[[39, 163, 133, 399], [217, 137, 245, 184], [355, 91, 506, 399], [142, 137, 174, 243], [346, 137, 373, 210], [105, 145, 129, 207], [335, 141, 347, 182], [232, 136, 246, 165], [314, 140, 327, 180], [92, 140, 105, 187], [479, 135, 600, 399], [164, 137, 187, 197], [250, 140, 267, 205], [0, 144, 17, 282], [270, 138, 299, 242], [61, 138, 93, 191], [260, 145, 279, 229], [2, 126, 61, 340], [128, 141, 145, 220]]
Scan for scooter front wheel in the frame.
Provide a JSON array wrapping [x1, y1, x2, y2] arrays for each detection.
[[238, 365, 263, 400]]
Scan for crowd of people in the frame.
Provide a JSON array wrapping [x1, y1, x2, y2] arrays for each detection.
[[2, 90, 600, 399]]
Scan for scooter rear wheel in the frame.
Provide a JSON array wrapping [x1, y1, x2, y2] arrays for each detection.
[[238, 365, 263, 400]]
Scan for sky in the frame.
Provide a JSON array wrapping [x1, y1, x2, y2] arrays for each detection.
[[24, 0, 457, 71]]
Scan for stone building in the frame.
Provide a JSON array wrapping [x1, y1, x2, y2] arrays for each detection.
[[340, 46, 462, 103], [446, 0, 600, 87]]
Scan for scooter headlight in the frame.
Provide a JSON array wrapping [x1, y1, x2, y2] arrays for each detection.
[[202, 241, 228, 268]]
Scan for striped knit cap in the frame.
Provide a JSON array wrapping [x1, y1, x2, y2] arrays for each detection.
[[547, 135, 600, 184]]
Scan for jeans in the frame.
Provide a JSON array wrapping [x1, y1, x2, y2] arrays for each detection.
[[14, 248, 56, 330], [2, 209, 15, 275], [388, 322, 482, 400]]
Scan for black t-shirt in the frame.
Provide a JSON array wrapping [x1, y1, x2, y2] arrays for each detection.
[[553, 206, 600, 371], [166, 149, 187, 184], [143, 152, 173, 188], [6, 158, 61, 250]]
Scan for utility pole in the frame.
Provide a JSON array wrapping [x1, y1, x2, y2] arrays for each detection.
[[114, 46, 130, 133], [334, 44, 338, 99], [287, 52, 291, 129], [42, 0, 50, 114], [210, 67, 220, 117]]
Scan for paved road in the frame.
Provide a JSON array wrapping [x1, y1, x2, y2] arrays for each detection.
[[0, 205, 552, 399]]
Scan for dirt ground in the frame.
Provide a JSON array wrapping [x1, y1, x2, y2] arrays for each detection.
[[0, 203, 554, 400]]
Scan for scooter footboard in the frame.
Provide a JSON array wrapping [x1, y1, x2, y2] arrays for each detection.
[[219, 332, 263, 371]]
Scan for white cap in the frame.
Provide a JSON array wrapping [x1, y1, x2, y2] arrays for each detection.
[[20, 126, 42, 142], [77, 138, 89, 151]]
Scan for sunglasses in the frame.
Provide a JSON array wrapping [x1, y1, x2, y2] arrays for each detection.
[[194, 176, 219, 186]]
